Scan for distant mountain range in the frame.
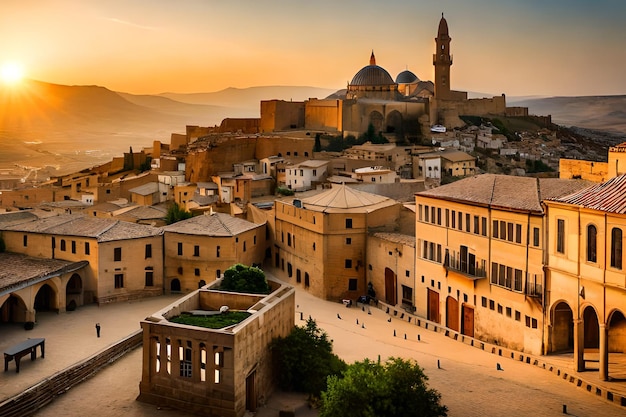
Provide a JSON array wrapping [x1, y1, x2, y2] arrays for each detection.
[[0, 79, 623, 176]]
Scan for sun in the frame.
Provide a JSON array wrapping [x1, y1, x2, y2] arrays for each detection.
[[1, 62, 25, 85]]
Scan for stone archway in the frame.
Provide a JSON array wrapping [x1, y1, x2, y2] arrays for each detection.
[[583, 305, 600, 349], [385, 110, 403, 135], [384, 267, 396, 305], [368, 111, 384, 134], [66, 273, 83, 311], [0, 294, 28, 323], [551, 301, 574, 353], [608, 309, 626, 379], [34, 283, 57, 313]]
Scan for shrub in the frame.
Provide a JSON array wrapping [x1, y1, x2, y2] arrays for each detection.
[[220, 264, 270, 294]]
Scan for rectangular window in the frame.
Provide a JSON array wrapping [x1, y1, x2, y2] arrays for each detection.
[[401, 285, 413, 306], [437, 208, 442, 225], [114, 274, 124, 288], [288, 263, 293, 277], [114, 247, 122, 262], [418, 204, 423, 221], [145, 244, 152, 259], [348, 279, 358, 291], [507, 223, 514, 242], [23, 235, 27, 247], [177, 242, 183, 256], [458, 212, 463, 231], [557, 219, 565, 254], [345, 259, 352, 268], [506, 307, 512, 317], [611, 227, 622, 269], [533, 227, 540, 247], [287, 233, 291, 246], [346, 237, 352, 245], [85, 242, 90, 255], [71, 241, 76, 254], [216, 246, 220, 257], [297, 269, 301, 283], [194, 268, 200, 276], [145, 270, 154, 286], [465, 213, 470, 232], [194, 245, 200, 257], [500, 221, 506, 240], [473, 216, 479, 234], [514, 269, 523, 292], [61, 239, 66, 251], [424, 205, 430, 223], [346, 218, 353, 229], [481, 296, 487, 308], [493, 220, 499, 238], [431, 207, 436, 224], [451, 210, 456, 228], [445, 209, 450, 227], [515, 224, 522, 244], [243, 241, 247, 252]]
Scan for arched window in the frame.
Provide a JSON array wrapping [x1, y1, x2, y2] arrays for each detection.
[[611, 228, 622, 269], [586, 224, 597, 263]]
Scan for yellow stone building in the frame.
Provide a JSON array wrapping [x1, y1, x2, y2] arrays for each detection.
[[271, 185, 400, 300], [544, 174, 626, 380], [163, 212, 266, 294], [138, 278, 295, 417], [414, 174, 591, 354]]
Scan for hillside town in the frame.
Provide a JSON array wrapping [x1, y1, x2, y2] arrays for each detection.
[[1, 15, 625, 417]]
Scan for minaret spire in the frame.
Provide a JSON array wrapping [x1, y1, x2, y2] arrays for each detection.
[[370, 50, 376, 66]]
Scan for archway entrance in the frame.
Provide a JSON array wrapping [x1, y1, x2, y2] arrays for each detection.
[[0, 295, 27, 323], [171, 279, 181, 293], [66, 273, 82, 311], [34, 284, 56, 312], [583, 306, 600, 349], [385, 110, 403, 135], [384, 268, 396, 305], [446, 296, 459, 332], [608, 310, 626, 380], [551, 302, 574, 353], [368, 111, 384, 134]]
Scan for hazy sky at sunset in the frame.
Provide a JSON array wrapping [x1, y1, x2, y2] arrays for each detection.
[[1, 0, 625, 97]]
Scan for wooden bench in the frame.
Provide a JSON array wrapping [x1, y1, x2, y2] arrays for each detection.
[[4, 338, 45, 373]]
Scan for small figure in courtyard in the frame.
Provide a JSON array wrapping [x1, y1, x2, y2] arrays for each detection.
[[95, 323, 101, 338]]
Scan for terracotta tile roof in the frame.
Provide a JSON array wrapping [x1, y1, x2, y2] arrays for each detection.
[[163, 212, 263, 236], [0, 252, 88, 296], [129, 182, 159, 196], [123, 205, 167, 220], [300, 184, 397, 213], [548, 174, 626, 213], [372, 232, 416, 247], [417, 174, 592, 214], [0, 213, 162, 241]]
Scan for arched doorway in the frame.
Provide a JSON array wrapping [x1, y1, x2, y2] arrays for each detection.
[[1, 295, 27, 323], [34, 284, 57, 312], [608, 309, 626, 379], [551, 301, 574, 352], [384, 268, 396, 305], [66, 273, 82, 311], [171, 279, 181, 293], [583, 306, 600, 349], [368, 111, 384, 134], [446, 296, 459, 332], [385, 110, 403, 134]]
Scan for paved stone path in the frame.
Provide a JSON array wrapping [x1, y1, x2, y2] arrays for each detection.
[[1, 277, 623, 416]]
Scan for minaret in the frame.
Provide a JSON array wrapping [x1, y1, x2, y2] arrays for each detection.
[[370, 50, 376, 66], [433, 13, 452, 99]]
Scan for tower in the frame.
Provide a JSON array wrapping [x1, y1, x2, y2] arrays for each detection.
[[433, 13, 452, 99]]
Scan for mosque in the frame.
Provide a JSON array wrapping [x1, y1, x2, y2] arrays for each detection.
[[259, 14, 524, 141]]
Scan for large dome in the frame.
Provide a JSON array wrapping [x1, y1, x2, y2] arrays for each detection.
[[350, 65, 395, 86], [396, 70, 419, 84]]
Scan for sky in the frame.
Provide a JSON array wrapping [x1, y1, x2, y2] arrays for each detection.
[[1, 0, 625, 97]]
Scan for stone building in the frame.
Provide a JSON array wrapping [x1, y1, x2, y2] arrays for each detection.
[[271, 184, 400, 300], [163, 212, 266, 294], [0, 211, 164, 308], [414, 174, 591, 355], [138, 278, 295, 417], [544, 175, 626, 381]]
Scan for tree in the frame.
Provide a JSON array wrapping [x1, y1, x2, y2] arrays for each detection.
[[165, 203, 192, 225], [220, 263, 270, 294], [272, 318, 346, 397], [314, 133, 322, 152], [320, 357, 447, 417]]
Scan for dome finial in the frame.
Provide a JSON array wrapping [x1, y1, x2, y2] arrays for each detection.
[[370, 50, 376, 66]]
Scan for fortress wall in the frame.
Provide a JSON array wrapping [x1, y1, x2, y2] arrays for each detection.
[[218, 118, 260, 134], [260, 100, 305, 132], [304, 99, 342, 131], [186, 138, 258, 183], [255, 136, 314, 160]]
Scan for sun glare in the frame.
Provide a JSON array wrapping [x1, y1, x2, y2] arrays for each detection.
[[1, 62, 25, 85]]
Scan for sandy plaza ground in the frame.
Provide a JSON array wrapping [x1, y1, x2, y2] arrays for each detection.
[[0, 274, 624, 417]]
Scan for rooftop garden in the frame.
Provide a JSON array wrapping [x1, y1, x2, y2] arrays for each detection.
[[220, 263, 271, 294], [169, 311, 251, 329]]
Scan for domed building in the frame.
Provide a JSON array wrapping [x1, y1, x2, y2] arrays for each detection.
[[347, 52, 399, 100]]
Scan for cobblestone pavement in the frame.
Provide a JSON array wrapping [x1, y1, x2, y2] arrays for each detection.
[[1, 278, 624, 417]]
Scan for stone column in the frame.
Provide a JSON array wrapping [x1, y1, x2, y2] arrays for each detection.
[[599, 324, 608, 381], [574, 318, 585, 372]]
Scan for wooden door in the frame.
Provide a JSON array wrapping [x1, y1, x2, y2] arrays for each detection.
[[246, 371, 256, 412], [462, 305, 474, 337], [446, 296, 459, 331], [427, 289, 440, 323]]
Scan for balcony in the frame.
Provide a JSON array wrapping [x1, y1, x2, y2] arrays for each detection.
[[525, 281, 543, 299], [444, 250, 487, 280]]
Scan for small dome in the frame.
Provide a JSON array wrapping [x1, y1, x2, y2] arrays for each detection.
[[396, 70, 419, 84], [350, 65, 395, 87]]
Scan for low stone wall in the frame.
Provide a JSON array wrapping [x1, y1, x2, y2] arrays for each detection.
[[377, 301, 626, 409], [0, 330, 142, 417]]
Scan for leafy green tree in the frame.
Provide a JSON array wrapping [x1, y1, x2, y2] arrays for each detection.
[[220, 263, 270, 294], [314, 133, 322, 152], [320, 357, 447, 417], [165, 203, 192, 225], [272, 318, 346, 397]]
